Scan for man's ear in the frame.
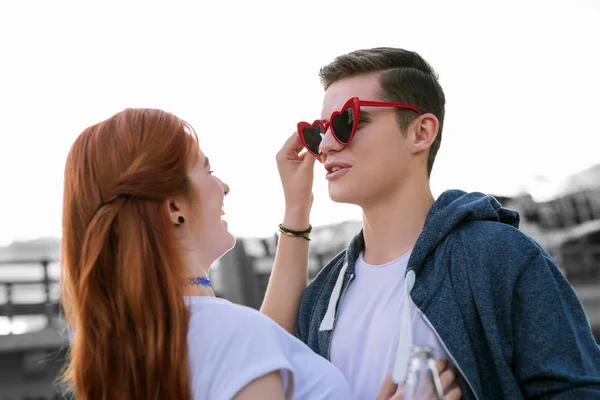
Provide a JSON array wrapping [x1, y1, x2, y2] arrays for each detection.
[[410, 113, 439, 155]]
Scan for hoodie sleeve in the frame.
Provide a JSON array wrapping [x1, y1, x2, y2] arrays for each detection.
[[511, 250, 600, 398]]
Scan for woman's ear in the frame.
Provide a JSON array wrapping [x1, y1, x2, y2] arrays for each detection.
[[166, 199, 182, 225]]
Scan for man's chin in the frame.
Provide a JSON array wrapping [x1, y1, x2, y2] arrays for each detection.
[[328, 187, 357, 205]]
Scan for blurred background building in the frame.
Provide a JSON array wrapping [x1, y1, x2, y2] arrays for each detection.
[[1, 165, 599, 399]]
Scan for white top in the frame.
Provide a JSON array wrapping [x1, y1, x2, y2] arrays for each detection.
[[186, 296, 352, 400], [329, 251, 447, 400]]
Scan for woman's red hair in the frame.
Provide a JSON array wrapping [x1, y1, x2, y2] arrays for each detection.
[[60, 108, 198, 400]]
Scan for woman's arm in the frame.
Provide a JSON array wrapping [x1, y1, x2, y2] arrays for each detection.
[[260, 211, 311, 334], [233, 371, 288, 400], [260, 132, 317, 334]]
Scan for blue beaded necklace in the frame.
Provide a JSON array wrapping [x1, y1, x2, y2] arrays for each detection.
[[186, 276, 211, 287]]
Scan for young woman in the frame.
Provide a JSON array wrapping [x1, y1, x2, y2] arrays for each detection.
[[60, 108, 458, 399]]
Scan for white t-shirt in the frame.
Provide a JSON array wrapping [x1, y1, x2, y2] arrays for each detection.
[[186, 296, 352, 400], [330, 251, 447, 400]]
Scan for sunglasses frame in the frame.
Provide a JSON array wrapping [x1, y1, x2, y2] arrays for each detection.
[[297, 97, 423, 157]]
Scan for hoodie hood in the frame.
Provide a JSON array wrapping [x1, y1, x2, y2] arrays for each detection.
[[345, 190, 520, 274], [409, 189, 519, 271]]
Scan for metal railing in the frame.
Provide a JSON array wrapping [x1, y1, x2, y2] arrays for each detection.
[[0, 259, 61, 332]]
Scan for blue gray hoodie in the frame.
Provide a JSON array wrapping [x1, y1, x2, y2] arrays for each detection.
[[296, 190, 600, 399]]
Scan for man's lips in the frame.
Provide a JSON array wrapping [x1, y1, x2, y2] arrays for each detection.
[[324, 161, 352, 173], [324, 161, 352, 181]]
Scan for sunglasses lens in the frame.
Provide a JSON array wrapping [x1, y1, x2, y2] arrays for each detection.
[[300, 124, 324, 155], [331, 107, 354, 143]]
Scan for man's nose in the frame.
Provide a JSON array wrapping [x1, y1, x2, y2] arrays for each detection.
[[319, 127, 344, 155]]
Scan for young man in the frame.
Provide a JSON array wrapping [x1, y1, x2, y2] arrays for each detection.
[[262, 47, 600, 399]]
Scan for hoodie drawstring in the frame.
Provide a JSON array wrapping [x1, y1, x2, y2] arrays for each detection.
[[319, 262, 349, 331]]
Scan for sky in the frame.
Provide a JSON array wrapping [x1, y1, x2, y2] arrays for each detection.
[[0, 0, 599, 246]]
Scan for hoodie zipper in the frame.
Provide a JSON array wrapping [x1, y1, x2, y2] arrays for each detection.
[[414, 298, 480, 400], [326, 273, 354, 360]]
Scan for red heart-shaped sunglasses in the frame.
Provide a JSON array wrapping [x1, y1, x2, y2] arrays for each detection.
[[297, 97, 422, 157]]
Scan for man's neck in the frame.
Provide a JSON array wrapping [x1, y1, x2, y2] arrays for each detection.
[[361, 180, 434, 266]]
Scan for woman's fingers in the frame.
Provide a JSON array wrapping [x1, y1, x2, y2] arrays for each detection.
[[439, 364, 457, 391], [376, 373, 399, 400]]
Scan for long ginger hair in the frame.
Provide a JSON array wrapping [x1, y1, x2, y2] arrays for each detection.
[[60, 108, 199, 399]]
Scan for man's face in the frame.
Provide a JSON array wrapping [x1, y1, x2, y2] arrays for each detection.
[[319, 74, 414, 207]]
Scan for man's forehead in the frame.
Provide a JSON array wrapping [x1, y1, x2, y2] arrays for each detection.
[[321, 74, 381, 119]]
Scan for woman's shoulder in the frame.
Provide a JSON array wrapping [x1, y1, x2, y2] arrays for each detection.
[[186, 296, 286, 345]]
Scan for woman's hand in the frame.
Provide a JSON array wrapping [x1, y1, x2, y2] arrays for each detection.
[[376, 359, 462, 400], [275, 132, 318, 229]]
